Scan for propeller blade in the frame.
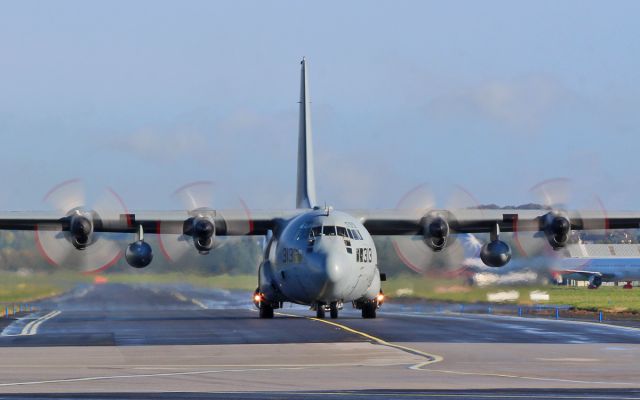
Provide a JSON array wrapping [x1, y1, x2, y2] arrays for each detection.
[[35, 180, 125, 273], [392, 183, 478, 274], [160, 181, 253, 262], [43, 178, 85, 213]]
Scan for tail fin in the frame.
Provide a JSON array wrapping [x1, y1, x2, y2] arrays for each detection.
[[296, 58, 318, 209]]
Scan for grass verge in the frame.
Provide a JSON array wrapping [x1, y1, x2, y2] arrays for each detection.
[[2, 272, 639, 314], [384, 274, 640, 313]]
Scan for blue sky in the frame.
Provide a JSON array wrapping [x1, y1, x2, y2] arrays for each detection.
[[1, 1, 639, 212]]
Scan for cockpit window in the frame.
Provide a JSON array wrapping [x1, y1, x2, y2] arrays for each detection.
[[348, 228, 362, 240], [336, 226, 348, 237], [310, 226, 322, 238], [323, 225, 337, 236]]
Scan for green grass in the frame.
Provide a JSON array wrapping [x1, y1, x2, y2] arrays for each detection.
[[3, 271, 640, 314], [0, 272, 257, 305], [384, 274, 640, 313], [0, 273, 77, 303]]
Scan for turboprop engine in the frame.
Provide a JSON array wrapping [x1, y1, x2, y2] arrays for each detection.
[[68, 213, 93, 249], [189, 216, 216, 253], [541, 212, 571, 250], [422, 214, 450, 251]]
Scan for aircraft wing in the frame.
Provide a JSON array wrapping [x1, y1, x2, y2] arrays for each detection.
[[351, 209, 640, 235], [0, 210, 302, 236], [3, 208, 640, 236]]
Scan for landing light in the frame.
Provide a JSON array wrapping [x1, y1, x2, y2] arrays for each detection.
[[254, 294, 262, 302], [376, 293, 385, 303]]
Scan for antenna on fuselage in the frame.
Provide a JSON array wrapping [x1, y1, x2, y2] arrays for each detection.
[[296, 58, 318, 209]]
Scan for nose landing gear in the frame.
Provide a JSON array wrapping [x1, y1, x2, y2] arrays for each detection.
[[330, 302, 339, 319], [314, 301, 342, 319]]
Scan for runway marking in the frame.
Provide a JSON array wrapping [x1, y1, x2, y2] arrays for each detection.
[[171, 291, 188, 302], [191, 298, 208, 309], [287, 392, 640, 399], [444, 310, 640, 333], [385, 309, 640, 335], [274, 311, 635, 386], [275, 311, 443, 369], [22, 310, 60, 336], [1, 310, 61, 337], [0, 366, 312, 387], [421, 367, 634, 386], [536, 357, 600, 362], [170, 291, 208, 309]]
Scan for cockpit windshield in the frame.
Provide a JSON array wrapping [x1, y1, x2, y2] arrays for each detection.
[[323, 225, 337, 236], [336, 226, 348, 237], [308, 225, 352, 238]]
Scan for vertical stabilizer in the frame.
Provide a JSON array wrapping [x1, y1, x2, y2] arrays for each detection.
[[296, 58, 318, 209]]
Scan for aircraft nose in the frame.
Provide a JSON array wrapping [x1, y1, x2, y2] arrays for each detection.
[[324, 253, 344, 285], [306, 241, 350, 301], [316, 253, 347, 301]]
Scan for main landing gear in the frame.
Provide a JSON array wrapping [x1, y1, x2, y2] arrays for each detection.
[[361, 301, 377, 319], [356, 291, 385, 319], [254, 289, 274, 319], [259, 303, 274, 318]]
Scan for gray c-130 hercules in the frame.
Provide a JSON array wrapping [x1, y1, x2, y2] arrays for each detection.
[[2, 59, 640, 319]]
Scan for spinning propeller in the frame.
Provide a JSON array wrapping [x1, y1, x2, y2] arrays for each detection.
[[513, 177, 609, 258], [391, 184, 480, 274], [35, 179, 127, 273], [158, 181, 253, 262]]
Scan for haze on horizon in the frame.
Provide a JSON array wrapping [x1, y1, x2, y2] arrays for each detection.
[[1, 1, 639, 213]]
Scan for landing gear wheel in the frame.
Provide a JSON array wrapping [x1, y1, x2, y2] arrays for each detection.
[[361, 302, 377, 319], [330, 302, 338, 319], [316, 303, 325, 319], [259, 303, 274, 319]]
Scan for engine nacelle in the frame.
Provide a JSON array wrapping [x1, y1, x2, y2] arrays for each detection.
[[542, 213, 571, 250], [480, 240, 512, 268], [422, 215, 449, 252], [69, 214, 93, 250], [192, 216, 215, 253], [126, 240, 153, 268], [588, 275, 603, 289]]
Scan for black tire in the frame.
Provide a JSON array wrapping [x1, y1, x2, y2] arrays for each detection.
[[330, 302, 338, 319], [361, 302, 377, 319], [259, 304, 274, 319], [316, 303, 325, 319]]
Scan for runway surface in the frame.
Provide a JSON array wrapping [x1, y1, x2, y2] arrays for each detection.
[[1, 283, 640, 399]]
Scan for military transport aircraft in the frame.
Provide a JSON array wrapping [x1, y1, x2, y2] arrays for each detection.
[[1, 59, 640, 319]]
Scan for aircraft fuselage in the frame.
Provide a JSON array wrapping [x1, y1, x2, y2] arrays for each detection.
[[259, 209, 381, 307]]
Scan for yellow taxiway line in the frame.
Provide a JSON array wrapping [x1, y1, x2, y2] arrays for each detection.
[[276, 311, 443, 369]]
